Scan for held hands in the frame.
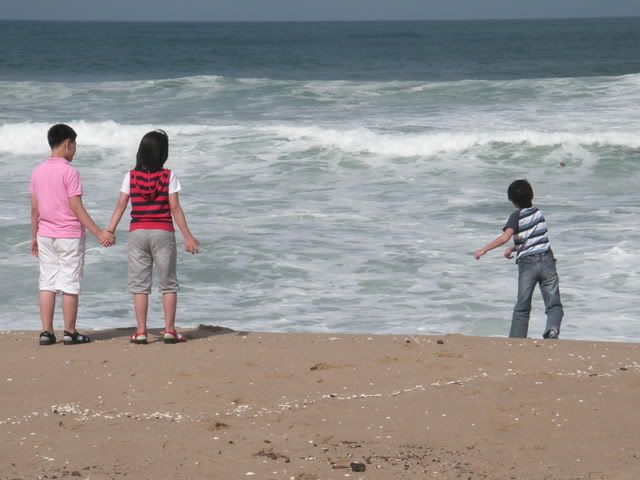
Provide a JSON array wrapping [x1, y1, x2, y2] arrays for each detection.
[[185, 235, 200, 254], [97, 230, 116, 247], [473, 247, 486, 260]]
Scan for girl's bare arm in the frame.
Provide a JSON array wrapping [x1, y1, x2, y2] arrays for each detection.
[[107, 192, 130, 234], [169, 192, 199, 254]]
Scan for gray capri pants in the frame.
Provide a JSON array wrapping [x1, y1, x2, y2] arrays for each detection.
[[127, 229, 179, 294]]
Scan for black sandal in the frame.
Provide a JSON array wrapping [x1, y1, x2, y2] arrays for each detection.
[[63, 330, 91, 345], [39, 331, 56, 346]]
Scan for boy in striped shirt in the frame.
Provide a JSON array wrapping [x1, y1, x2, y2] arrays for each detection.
[[474, 179, 563, 339]]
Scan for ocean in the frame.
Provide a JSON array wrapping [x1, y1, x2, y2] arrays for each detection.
[[2, 18, 640, 341]]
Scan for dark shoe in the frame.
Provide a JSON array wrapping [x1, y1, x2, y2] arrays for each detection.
[[543, 328, 559, 339], [63, 330, 91, 345], [39, 331, 56, 346]]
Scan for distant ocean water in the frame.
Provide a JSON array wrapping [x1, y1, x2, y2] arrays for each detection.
[[2, 18, 640, 341]]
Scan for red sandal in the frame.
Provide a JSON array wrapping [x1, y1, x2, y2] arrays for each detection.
[[163, 330, 187, 344], [130, 331, 148, 344]]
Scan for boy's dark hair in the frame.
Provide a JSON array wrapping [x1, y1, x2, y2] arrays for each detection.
[[135, 130, 169, 173], [47, 124, 77, 148], [507, 179, 534, 208]]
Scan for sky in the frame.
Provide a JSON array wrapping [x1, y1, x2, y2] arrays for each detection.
[[1, 0, 640, 22]]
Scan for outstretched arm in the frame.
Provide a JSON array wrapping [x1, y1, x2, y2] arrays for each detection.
[[474, 228, 514, 260], [69, 195, 114, 246], [107, 192, 130, 235], [169, 192, 199, 254]]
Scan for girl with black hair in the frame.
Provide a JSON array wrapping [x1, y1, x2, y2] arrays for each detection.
[[107, 130, 199, 344]]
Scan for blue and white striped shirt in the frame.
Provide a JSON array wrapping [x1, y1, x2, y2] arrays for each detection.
[[504, 207, 551, 261]]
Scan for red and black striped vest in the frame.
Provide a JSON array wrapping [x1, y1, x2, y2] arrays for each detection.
[[129, 169, 174, 232]]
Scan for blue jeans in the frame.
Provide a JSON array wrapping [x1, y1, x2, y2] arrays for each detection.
[[510, 250, 563, 338]]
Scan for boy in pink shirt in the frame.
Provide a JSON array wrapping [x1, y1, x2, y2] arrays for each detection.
[[30, 124, 115, 345]]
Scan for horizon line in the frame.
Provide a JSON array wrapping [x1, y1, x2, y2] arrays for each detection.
[[1, 15, 639, 23]]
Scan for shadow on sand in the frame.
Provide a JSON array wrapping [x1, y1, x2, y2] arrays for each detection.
[[90, 324, 248, 343]]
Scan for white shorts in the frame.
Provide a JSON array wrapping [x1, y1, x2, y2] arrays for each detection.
[[38, 236, 86, 295]]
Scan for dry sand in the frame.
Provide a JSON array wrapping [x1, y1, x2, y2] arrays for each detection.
[[1, 326, 639, 479]]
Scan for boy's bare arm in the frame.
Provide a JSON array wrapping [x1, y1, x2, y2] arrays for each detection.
[[107, 192, 130, 233], [474, 228, 514, 260], [31, 194, 39, 256], [69, 195, 114, 246], [168, 192, 199, 254]]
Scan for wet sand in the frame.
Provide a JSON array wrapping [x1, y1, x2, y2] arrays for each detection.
[[1, 327, 639, 479]]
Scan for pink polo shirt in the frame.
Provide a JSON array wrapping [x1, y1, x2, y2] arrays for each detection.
[[30, 157, 85, 238]]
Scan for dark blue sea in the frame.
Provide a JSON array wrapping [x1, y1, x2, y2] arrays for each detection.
[[2, 19, 640, 82]]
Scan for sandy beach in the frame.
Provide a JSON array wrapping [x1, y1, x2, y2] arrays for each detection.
[[1, 327, 639, 479]]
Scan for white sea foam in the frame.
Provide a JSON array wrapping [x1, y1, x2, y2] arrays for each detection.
[[263, 125, 640, 157], [0, 121, 243, 155], [2, 120, 640, 158]]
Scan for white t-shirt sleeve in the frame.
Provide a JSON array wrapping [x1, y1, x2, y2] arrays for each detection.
[[169, 172, 182, 194], [120, 172, 130, 195], [119, 171, 182, 194]]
